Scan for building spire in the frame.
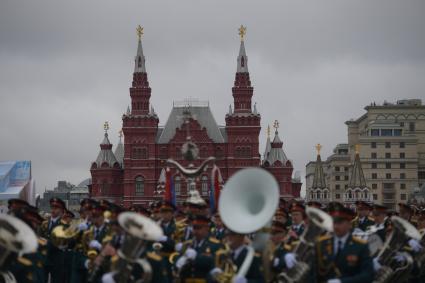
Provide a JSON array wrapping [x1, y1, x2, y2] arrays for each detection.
[[349, 145, 367, 188], [237, 25, 248, 73], [134, 25, 146, 73], [312, 144, 327, 189]]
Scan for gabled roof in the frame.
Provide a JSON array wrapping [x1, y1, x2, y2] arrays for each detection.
[[157, 104, 226, 144]]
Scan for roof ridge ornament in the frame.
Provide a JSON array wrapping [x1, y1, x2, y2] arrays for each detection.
[[136, 25, 144, 41], [273, 120, 279, 133], [238, 25, 247, 42], [316, 143, 322, 155], [104, 121, 109, 134]]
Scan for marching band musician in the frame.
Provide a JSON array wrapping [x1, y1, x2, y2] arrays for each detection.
[[269, 220, 288, 282], [211, 229, 265, 283], [211, 213, 226, 241], [370, 204, 389, 242], [398, 203, 415, 224], [286, 202, 305, 244], [314, 202, 374, 283], [8, 205, 48, 283], [172, 214, 223, 283], [158, 201, 178, 282], [42, 197, 68, 283], [352, 201, 374, 232]]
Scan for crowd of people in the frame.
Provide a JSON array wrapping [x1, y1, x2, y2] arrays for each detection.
[[1, 192, 425, 283]]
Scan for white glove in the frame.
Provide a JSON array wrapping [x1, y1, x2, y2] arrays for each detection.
[[175, 242, 183, 252], [373, 257, 382, 272], [158, 235, 168, 242], [210, 267, 223, 276], [394, 253, 406, 262], [284, 253, 297, 269], [101, 272, 117, 283], [273, 257, 280, 267], [233, 275, 247, 283], [89, 240, 102, 251], [176, 256, 187, 269], [185, 248, 197, 260], [408, 239, 423, 252], [78, 222, 89, 231], [327, 280, 341, 283]]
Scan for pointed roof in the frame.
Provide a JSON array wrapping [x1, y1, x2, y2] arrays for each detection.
[[264, 130, 288, 165], [312, 154, 327, 189], [114, 135, 124, 167], [95, 133, 119, 167], [134, 38, 146, 73], [236, 40, 248, 73], [349, 152, 367, 188], [263, 125, 271, 159]]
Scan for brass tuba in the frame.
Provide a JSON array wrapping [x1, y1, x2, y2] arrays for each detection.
[[219, 167, 280, 281], [111, 212, 164, 283], [373, 216, 421, 283], [0, 214, 38, 283], [278, 206, 334, 283]]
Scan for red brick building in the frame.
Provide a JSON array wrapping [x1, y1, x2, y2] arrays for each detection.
[[90, 31, 301, 207]]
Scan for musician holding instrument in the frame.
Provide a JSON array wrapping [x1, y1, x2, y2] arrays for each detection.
[[269, 220, 288, 281], [286, 203, 305, 245], [173, 214, 223, 283], [370, 204, 389, 242], [352, 201, 374, 232], [213, 229, 265, 283], [314, 202, 374, 283]]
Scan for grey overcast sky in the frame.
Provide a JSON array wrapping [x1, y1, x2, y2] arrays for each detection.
[[1, 0, 425, 196]]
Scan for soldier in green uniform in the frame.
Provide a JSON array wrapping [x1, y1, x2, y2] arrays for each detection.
[[211, 213, 226, 241], [8, 205, 48, 283], [270, 220, 289, 280], [212, 229, 264, 283], [313, 202, 374, 283], [157, 201, 177, 283], [352, 201, 375, 232], [43, 197, 68, 283], [287, 202, 305, 244], [173, 214, 223, 283]]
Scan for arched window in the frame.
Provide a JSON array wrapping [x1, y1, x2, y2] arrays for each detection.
[[135, 176, 144, 196], [201, 175, 209, 196], [174, 176, 181, 195]]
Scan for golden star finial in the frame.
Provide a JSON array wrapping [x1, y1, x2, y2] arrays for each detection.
[[267, 125, 271, 138], [238, 25, 247, 41], [316, 144, 322, 155], [136, 25, 144, 41], [273, 120, 279, 130], [355, 144, 361, 154], [104, 121, 109, 133]]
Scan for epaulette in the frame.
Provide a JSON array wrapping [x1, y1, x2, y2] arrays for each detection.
[[284, 244, 293, 251], [147, 251, 162, 261], [209, 237, 220, 244], [38, 237, 47, 246], [352, 236, 367, 245], [368, 216, 375, 221], [17, 256, 32, 266], [318, 234, 332, 242]]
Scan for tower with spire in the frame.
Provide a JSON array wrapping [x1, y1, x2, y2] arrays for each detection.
[[262, 120, 301, 198], [225, 25, 261, 177], [121, 26, 159, 207], [345, 145, 371, 205], [90, 122, 123, 202], [307, 144, 330, 203]]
